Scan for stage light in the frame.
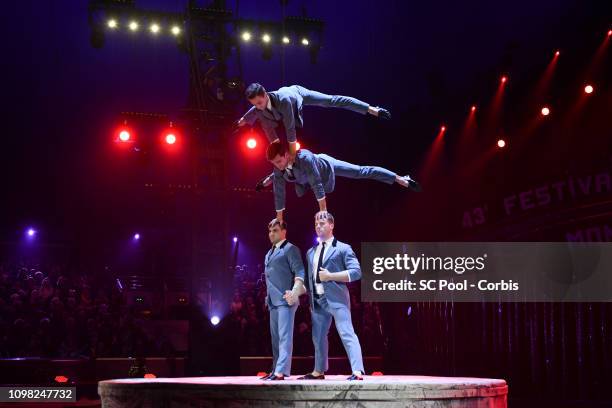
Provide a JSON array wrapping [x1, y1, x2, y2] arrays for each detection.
[[107, 19, 118, 29], [608, 30, 612, 37], [471, 106, 476, 112], [440, 125, 446, 133], [246, 138, 257, 149], [241, 31, 252, 42], [282, 36, 290, 44], [301, 38, 309, 46], [584, 85, 594, 94], [150, 23, 160, 34], [211, 316, 220, 326], [119, 130, 131, 142], [144, 373, 156, 379], [257, 372, 268, 377], [262, 33, 271, 43], [54, 376, 68, 383], [171, 25, 181, 36], [165, 133, 177, 145], [497, 139, 506, 148], [27, 228, 36, 237], [134, 233, 140, 240], [129, 21, 139, 31], [501, 76, 508, 84], [541, 106, 550, 116], [555, 50, 560, 57], [372, 371, 384, 376], [233, 236, 238, 243], [296, 142, 301, 150]]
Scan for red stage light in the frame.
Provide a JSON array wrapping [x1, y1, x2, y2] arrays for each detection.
[[119, 130, 131, 142], [372, 371, 384, 376], [608, 30, 612, 37], [54, 376, 69, 383], [471, 105, 476, 112], [256, 372, 267, 377], [296, 142, 301, 150], [541, 106, 550, 116], [555, 50, 560, 57], [584, 85, 594, 94], [144, 373, 157, 379], [440, 125, 446, 132], [165, 133, 177, 145], [246, 138, 257, 149], [501, 76, 508, 84], [497, 139, 506, 148]]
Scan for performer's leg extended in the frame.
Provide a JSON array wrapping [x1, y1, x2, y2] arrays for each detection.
[[295, 86, 369, 115], [323, 155, 397, 185]]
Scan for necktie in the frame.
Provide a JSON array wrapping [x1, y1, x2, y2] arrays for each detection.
[[286, 167, 296, 181], [315, 242, 326, 284]]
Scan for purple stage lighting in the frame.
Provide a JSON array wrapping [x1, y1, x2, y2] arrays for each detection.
[[211, 316, 220, 326], [27, 228, 36, 237], [233, 236, 238, 243], [134, 233, 140, 240]]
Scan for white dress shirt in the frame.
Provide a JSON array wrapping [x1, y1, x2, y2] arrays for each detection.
[[312, 236, 335, 295]]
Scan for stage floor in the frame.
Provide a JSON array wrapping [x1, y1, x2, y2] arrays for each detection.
[[99, 375, 508, 407]]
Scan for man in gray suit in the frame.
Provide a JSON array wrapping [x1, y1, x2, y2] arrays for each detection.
[[264, 143, 421, 222], [289, 211, 365, 380], [260, 218, 306, 380], [237, 83, 391, 157]]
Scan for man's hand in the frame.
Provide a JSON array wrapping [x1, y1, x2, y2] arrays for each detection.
[[315, 210, 329, 222], [276, 210, 284, 223], [255, 174, 274, 192], [283, 290, 296, 306], [318, 267, 332, 282]]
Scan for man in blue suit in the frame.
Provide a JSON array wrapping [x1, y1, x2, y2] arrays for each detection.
[[260, 218, 306, 381], [291, 211, 365, 380], [237, 83, 391, 157], [263, 143, 421, 222]]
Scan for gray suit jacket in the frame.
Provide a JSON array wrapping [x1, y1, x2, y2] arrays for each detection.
[[242, 85, 369, 143], [305, 238, 361, 310], [272, 149, 336, 212], [264, 240, 305, 307]]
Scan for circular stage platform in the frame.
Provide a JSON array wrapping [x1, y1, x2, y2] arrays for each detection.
[[99, 375, 508, 407]]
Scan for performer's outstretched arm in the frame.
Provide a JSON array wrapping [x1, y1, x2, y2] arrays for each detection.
[[273, 174, 287, 221], [303, 153, 329, 211]]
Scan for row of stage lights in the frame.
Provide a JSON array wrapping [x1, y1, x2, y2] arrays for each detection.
[[103, 18, 314, 47], [115, 123, 179, 146], [105, 18, 182, 36]]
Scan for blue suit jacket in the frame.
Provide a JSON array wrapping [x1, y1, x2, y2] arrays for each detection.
[[242, 85, 369, 143], [272, 149, 336, 212], [305, 238, 361, 309], [264, 240, 305, 307]]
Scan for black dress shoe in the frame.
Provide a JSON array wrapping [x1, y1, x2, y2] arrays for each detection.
[[265, 374, 285, 381], [376, 107, 391, 120], [346, 374, 363, 381], [401, 175, 422, 192], [297, 373, 325, 380], [259, 372, 273, 380]]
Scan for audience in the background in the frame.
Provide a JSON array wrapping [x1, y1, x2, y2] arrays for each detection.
[[0, 261, 383, 359]]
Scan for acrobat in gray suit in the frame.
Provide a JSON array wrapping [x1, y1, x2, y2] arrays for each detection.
[[262, 144, 421, 221], [260, 219, 306, 381], [237, 83, 390, 156], [296, 211, 365, 381]]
